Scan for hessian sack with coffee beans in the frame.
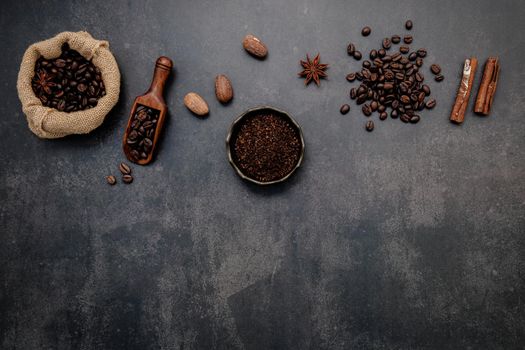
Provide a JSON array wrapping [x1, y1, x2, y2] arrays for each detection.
[[17, 31, 120, 139]]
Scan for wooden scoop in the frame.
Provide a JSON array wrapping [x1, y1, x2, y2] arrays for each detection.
[[123, 56, 173, 165]]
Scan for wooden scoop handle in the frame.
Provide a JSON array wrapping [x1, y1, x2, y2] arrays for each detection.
[[145, 56, 173, 101]]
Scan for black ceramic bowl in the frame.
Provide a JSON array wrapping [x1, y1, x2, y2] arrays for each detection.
[[226, 106, 305, 185]]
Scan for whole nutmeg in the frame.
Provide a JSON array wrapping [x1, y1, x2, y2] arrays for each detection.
[[242, 34, 268, 59], [215, 74, 233, 104], [184, 92, 209, 117]]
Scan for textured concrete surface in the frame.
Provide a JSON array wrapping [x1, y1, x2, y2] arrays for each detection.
[[1, 0, 524, 349]]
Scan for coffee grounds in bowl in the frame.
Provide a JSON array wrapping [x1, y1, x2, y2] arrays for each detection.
[[232, 113, 302, 183]]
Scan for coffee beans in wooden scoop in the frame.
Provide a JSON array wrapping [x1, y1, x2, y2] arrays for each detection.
[[125, 105, 159, 161], [32, 43, 105, 112]]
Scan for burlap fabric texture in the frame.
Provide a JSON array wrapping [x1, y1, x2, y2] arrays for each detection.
[[17, 31, 120, 139]]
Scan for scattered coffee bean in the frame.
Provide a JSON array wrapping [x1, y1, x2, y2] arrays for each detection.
[[353, 51, 362, 60], [122, 174, 133, 184], [417, 48, 427, 57], [362, 104, 372, 116], [347, 43, 356, 56], [391, 35, 401, 44], [361, 26, 371, 36], [369, 49, 378, 60], [405, 20, 413, 30], [426, 98, 437, 109], [106, 175, 116, 185], [366, 120, 374, 131], [346, 73, 356, 82], [379, 112, 388, 120], [32, 43, 105, 112], [119, 162, 131, 175], [340, 104, 350, 115], [404, 35, 413, 44], [430, 64, 441, 75], [435, 74, 444, 82], [400, 45, 410, 54], [382, 38, 392, 50]]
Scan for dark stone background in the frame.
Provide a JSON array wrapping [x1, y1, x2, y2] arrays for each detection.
[[1, 0, 524, 349]]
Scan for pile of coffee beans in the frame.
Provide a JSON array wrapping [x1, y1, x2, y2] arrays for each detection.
[[344, 21, 443, 131], [32, 43, 105, 112], [232, 113, 302, 183], [125, 105, 159, 161]]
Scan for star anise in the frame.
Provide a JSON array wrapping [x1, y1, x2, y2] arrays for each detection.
[[298, 53, 329, 86], [32, 70, 56, 95]]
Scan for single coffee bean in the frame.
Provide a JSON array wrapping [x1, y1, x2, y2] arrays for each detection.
[[382, 38, 392, 49], [404, 35, 413, 44], [378, 49, 386, 58], [362, 60, 371, 69], [391, 35, 401, 44], [430, 64, 441, 75], [409, 52, 418, 61], [361, 26, 371, 36], [426, 98, 437, 109], [434, 74, 444, 82], [122, 174, 133, 184], [106, 175, 117, 185], [119, 162, 131, 175], [365, 120, 374, 131], [405, 20, 413, 30], [422, 84, 431, 95], [409, 115, 420, 124], [369, 49, 377, 60], [362, 104, 372, 116], [346, 73, 356, 82], [340, 104, 350, 115], [353, 51, 362, 60], [379, 112, 388, 120], [415, 57, 423, 67], [400, 45, 410, 54], [417, 48, 427, 57], [391, 109, 399, 118], [347, 43, 356, 56], [350, 88, 357, 99]]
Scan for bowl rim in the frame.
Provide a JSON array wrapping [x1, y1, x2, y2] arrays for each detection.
[[226, 105, 305, 186]]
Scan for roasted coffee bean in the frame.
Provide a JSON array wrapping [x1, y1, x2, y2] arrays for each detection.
[[346, 73, 356, 82], [400, 45, 410, 54], [417, 48, 427, 57], [347, 43, 356, 56], [379, 112, 388, 120], [435, 74, 444, 82], [409, 115, 420, 124], [405, 20, 413, 30], [361, 26, 371, 36], [426, 98, 437, 109], [340, 104, 350, 115], [119, 162, 131, 175], [106, 175, 117, 185], [382, 38, 392, 49], [415, 72, 424, 82], [404, 35, 413, 44], [353, 51, 362, 60], [378, 49, 386, 58], [408, 52, 418, 61], [365, 120, 374, 131], [391, 35, 401, 44], [422, 84, 431, 95], [430, 64, 441, 75], [362, 60, 371, 69], [362, 104, 372, 116], [391, 109, 399, 118], [355, 72, 363, 80], [122, 175, 133, 184], [369, 49, 378, 60], [350, 88, 357, 99], [370, 101, 378, 111]]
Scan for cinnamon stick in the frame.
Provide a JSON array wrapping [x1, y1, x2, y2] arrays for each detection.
[[450, 57, 478, 124], [474, 57, 500, 116]]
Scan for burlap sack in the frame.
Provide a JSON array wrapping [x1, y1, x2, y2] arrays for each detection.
[[17, 31, 120, 139]]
